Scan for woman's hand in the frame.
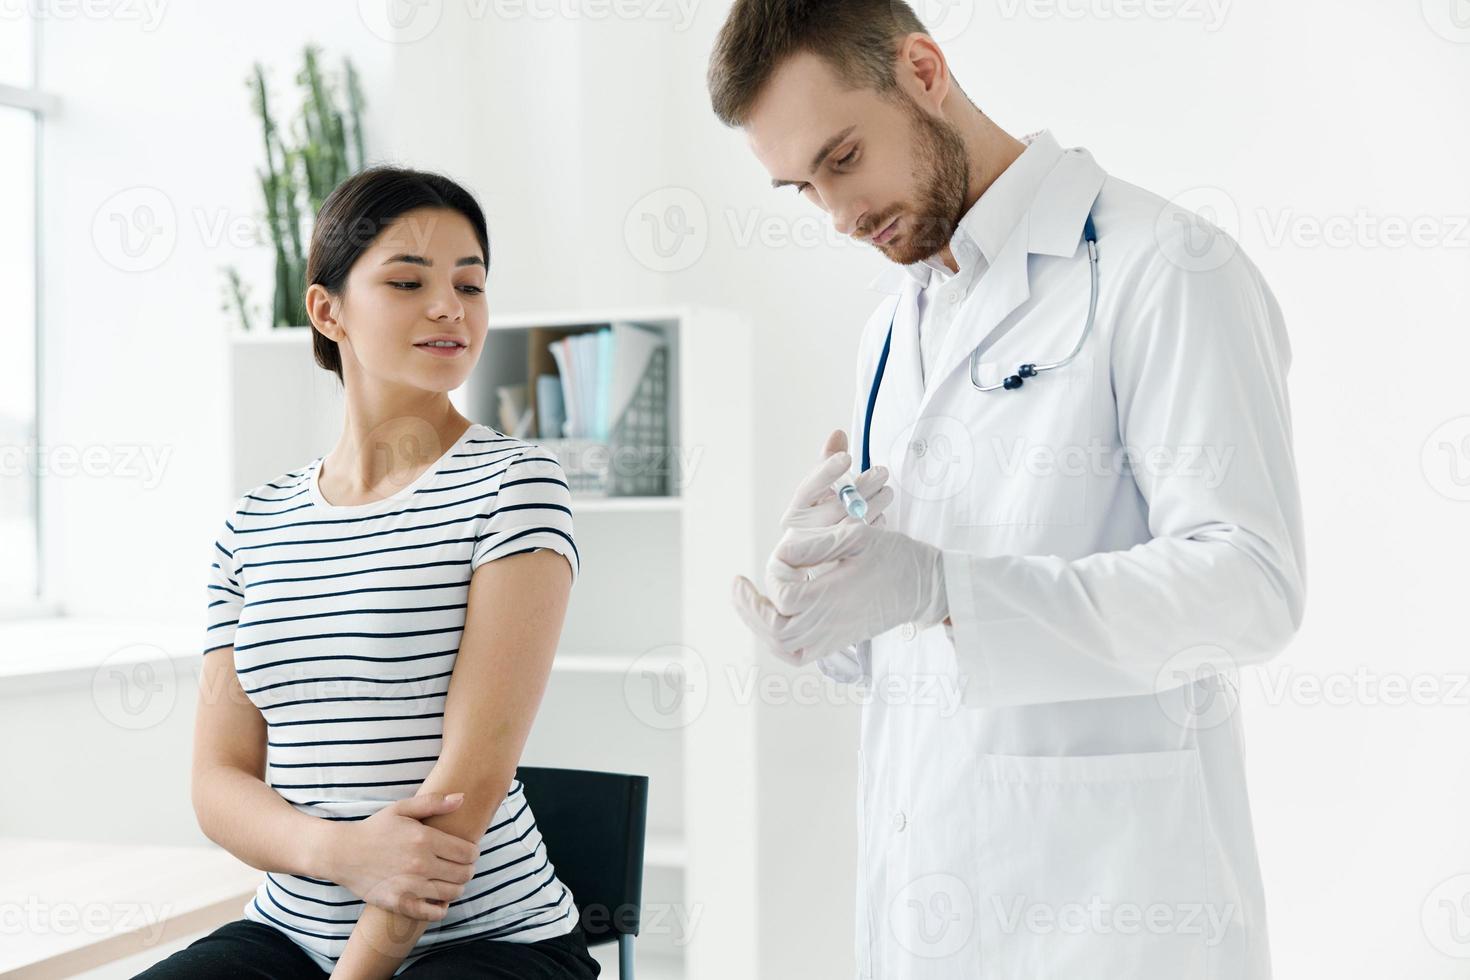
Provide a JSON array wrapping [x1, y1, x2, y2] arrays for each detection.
[[324, 791, 480, 922]]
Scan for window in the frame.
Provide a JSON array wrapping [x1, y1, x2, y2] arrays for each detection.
[[1, 15, 45, 615]]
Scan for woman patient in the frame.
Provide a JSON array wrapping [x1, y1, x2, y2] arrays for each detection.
[[138, 167, 600, 979]]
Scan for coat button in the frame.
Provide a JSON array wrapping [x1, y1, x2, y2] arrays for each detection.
[[901, 622, 917, 641], [893, 810, 907, 832], [909, 438, 927, 457]]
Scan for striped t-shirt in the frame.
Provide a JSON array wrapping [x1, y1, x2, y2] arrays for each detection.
[[203, 422, 582, 974]]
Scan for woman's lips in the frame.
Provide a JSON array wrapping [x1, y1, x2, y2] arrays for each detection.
[[872, 215, 900, 246], [414, 343, 467, 358]]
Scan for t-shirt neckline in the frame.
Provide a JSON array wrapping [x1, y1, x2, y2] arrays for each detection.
[[307, 422, 482, 514]]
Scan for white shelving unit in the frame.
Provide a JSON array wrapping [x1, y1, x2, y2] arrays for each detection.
[[226, 307, 765, 980]]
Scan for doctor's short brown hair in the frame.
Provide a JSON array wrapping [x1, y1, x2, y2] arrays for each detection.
[[707, 0, 930, 127]]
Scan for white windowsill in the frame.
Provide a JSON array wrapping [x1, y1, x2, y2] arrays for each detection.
[[0, 616, 199, 685]]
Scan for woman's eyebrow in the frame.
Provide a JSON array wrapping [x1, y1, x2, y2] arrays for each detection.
[[379, 254, 486, 268]]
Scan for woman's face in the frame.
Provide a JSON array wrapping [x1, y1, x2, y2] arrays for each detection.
[[326, 206, 489, 393]]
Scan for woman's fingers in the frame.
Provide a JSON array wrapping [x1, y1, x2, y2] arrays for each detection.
[[428, 827, 479, 865]]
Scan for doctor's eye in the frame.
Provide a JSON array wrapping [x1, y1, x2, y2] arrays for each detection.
[[835, 146, 859, 168], [388, 281, 420, 290]]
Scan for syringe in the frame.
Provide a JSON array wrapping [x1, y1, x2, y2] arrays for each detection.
[[834, 479, 869, 523]]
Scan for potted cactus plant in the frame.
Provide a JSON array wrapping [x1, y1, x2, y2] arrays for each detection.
[[220, 45, 367, 332]]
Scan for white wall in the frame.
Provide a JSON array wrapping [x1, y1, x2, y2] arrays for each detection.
[[30, 0, 1470, 976]]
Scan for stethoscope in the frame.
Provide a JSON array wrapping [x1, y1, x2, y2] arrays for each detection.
[[860, 210, 1099, 472]]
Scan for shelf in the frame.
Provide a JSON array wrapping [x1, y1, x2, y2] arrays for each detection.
[[644, 831, 689, 870]]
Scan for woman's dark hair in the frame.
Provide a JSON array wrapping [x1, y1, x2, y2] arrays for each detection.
[[306, 166, 490, 383]]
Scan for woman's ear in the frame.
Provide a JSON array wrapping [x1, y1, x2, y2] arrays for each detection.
[[305, 282, 343, 341]]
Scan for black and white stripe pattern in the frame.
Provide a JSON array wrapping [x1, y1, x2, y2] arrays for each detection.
[[204, 423, 581, 972]]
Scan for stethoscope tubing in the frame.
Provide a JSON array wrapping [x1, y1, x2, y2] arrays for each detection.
[[861, 210, 1100, 472]]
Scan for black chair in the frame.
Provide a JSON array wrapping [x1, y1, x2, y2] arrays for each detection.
[[516, 766, 649, 979]]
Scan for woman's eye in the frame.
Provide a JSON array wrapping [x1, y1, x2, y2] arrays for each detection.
[[388, 281, 419, 290], [458, 285, 484, 295], [836, 147, 858, 167]]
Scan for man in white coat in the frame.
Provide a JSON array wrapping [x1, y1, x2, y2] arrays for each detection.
[[709, 2, 1305, 978]]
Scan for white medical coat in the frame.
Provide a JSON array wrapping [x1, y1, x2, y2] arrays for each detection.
[[818, 132, 1305, 979]]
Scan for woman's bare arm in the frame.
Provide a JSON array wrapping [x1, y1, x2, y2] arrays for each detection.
[[190, 646, 336, 878], [333, 547, 572, 979]]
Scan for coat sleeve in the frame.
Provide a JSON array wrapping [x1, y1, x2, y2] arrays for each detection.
[[941, 242, 1306, 708]]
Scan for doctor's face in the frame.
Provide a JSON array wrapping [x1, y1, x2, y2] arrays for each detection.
[[743, 49, 969, 266]]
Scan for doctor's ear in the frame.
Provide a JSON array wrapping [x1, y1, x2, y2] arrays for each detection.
[[894, 32, 952, 113]]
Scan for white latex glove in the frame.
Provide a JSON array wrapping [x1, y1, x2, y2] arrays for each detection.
[[765, 428, 892, 590], [731, 430, 891, 670], [736, 521, 949, 664]]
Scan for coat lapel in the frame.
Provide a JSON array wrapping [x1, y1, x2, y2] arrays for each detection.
[[915, 148, 1108, 418]]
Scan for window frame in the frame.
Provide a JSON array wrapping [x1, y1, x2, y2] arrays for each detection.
[[0, 18, 59, 620]]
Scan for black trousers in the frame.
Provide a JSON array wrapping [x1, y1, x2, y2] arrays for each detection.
[[131, 918, 603, 979]]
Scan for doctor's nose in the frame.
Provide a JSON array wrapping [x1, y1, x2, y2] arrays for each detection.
[[832, 204, 867, 239]]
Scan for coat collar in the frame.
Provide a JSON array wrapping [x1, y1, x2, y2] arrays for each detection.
[[867, 128, 1068, 295], [866, 132, 1107, 413]]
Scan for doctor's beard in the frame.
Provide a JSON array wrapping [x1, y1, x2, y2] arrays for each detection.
[[871, 91, 971, 266]]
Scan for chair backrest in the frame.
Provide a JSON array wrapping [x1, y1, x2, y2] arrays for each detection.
[[515, 766, 649, 946]]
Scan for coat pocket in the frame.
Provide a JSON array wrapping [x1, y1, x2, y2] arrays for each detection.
[[971, 748, 1226, 980]]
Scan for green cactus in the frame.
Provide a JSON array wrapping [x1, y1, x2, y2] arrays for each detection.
[[222, 45, 366, 332]]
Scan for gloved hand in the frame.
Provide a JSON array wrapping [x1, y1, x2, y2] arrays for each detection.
[[731, 430, 891, 669], [765, 428, 892, 589], [737, 520, 950, 665]]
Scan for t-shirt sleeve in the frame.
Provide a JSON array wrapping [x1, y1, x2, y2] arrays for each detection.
[[204, 500, 246, 656], [470, 451, 579, 587]]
